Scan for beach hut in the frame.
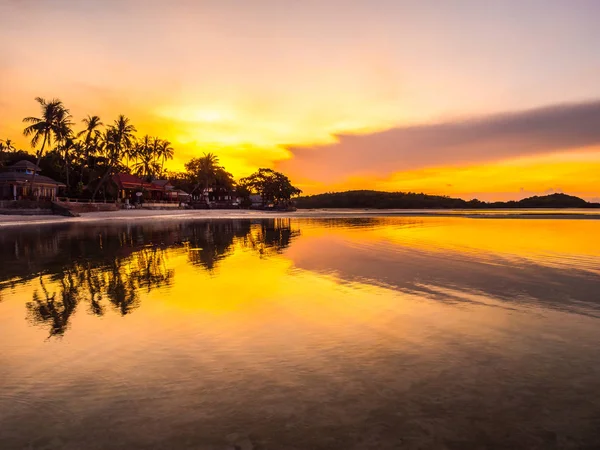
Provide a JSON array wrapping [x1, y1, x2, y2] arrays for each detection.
[[0, 160, 65, 200]]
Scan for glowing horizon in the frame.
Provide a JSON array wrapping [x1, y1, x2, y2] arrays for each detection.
[[1, 0, 599, 200]]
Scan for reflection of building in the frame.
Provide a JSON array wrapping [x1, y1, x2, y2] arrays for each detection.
[[0, 160, 65, 200]]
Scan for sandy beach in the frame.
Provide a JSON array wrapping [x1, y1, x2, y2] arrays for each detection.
[[2, 208, 600, 228]]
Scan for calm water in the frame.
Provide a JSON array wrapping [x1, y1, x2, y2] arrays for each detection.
[[1, 217, 600, 449]]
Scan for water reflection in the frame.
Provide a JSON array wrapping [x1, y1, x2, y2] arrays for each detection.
[[2, 217, 600, 449], [1, 219, 299, 337]]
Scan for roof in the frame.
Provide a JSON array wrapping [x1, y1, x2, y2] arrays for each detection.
[[152, 179, 174, 189], [111, 173, 165, 191], [5, 160, 41, 172], [0, 171, 65, 186]]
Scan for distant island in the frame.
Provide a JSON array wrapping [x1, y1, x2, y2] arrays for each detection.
[[295, 191, 600, 209]]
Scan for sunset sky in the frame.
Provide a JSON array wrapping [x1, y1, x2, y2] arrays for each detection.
[[1, 0, 599, 200]]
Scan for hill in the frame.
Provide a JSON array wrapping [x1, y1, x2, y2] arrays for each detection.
[[295, 191, 600, 209]]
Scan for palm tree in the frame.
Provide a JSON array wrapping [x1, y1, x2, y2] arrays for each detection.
[[92, 115, 136, 200], [185, 152, 220, 201], [0, 138, 15, 152], [23, 97, 72, 198], [157, 139, 174, 177], [60, 136, 78, 193], [132, 135, 155, 178], [77, 115, 103, 183]]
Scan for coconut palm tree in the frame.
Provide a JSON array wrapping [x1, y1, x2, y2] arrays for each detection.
[[0, 138, 15, 152], [185, 152, 221, 200], [60, 136, 78, 193], [23, 97, 72, 198], [157, 139, 174, 177], [132, 135, 157, 178], [77, 115, 103, 183], [92, 115, 136, 200]]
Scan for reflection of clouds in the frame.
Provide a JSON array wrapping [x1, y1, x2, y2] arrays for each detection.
[[284, 219, 600, 317]]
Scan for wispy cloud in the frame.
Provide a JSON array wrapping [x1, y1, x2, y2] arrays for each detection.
[[279, 100, 600, 183]]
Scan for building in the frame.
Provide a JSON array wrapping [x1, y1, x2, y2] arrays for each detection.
[[153, 179, 191, 203], [109, 173, 168, 203], [0, 160, 65, 200]]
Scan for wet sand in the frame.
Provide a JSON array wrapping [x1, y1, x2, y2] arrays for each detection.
[[1, 208, 600, 228]]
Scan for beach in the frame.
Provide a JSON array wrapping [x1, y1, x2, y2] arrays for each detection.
[[2, 207, 600, 228]]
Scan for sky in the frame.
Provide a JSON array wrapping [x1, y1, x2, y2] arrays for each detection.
[[1, 0, 599, 200]]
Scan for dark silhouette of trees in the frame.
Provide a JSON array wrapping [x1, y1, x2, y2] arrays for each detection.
[[77, 115, 104, 184], [91, 115, 137, 200], [12, 96, 297, 201], [239, 168, 302, 207], [295, 190, 600, 209], [22, 97, 73, 197], [185, 152, 221, 196]]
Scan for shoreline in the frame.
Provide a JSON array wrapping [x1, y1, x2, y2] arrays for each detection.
[[2, 208, 600, 227]]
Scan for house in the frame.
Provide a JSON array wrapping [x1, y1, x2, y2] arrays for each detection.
[[153, 179, 191, 203], [0, 160, 65, 200], [110, 173, 168, 203], [249, 194, 263, 208]]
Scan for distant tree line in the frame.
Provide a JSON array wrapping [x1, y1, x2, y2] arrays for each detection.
[[295, 190, 600, 209]]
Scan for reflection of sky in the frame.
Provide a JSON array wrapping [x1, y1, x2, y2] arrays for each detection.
[[2, 218, 600, 448], [1, 1, 600, 199]]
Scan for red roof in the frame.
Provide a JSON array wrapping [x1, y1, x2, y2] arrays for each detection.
[[111, 173, 165, 191]]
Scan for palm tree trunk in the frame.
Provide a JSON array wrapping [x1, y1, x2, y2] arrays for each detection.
[[80, 147, 88, 184], [92, 166, 112, 201], [30, 135, 47, 200], [64, 148, 70, 196]]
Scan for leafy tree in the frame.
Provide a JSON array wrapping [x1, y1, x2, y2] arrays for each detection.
[[239, 168, 301, 206]]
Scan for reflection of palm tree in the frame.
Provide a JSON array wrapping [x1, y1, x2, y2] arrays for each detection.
[[7, 220, 300, 338], [106, 258, 139, 316], [26, 275, 78, 337], [85, 262, 105, 316], [135, 248, 174, 290]]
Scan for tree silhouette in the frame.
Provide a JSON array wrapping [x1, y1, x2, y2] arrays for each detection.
[[77, 115, 104, 184], [22, 97, 73, 198], [239, 168, 302, 207], [92, 115, 137, 200]]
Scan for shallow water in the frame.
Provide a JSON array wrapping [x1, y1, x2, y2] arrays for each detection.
[[1, 217, 600, 449]]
